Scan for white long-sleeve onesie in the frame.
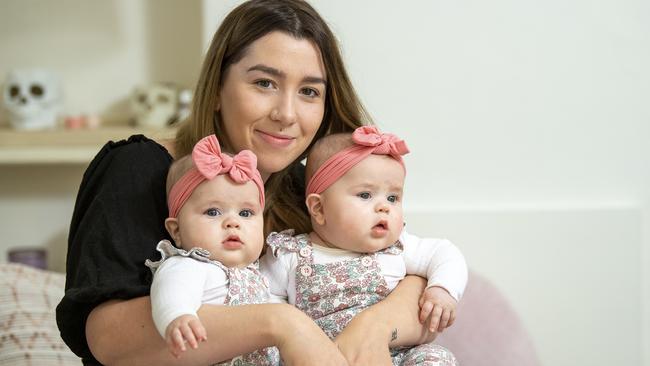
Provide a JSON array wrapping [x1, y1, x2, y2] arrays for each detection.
[[149, 256, 230, 337], [259, 230, 468, 304]]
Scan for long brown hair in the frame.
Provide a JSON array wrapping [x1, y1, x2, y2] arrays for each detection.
[[175, 0, 371, 234]]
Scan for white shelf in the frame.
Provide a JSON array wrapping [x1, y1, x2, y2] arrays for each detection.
[[0, 127, 176, 165]]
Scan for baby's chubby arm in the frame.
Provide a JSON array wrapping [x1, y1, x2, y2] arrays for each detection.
[[400, 230, 468, 332], [150, 257, 223, 357]]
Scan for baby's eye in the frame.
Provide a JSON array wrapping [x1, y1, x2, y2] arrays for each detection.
[[205, 208, 221, 217], [239, 209, 254, 218], [357, 192, 371, 200], [387, 195, 399, 203]]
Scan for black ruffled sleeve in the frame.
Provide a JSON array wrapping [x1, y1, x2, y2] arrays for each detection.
[[56, 135, 173, 364]]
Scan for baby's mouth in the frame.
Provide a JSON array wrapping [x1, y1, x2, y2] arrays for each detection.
[[222, 235, 243, 249], [374, 220, 388, 230], [371, 220, 389, 237]]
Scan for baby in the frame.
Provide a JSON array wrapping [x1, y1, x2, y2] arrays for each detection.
[[261, 126, 467, 365], [145, 135, 278, 365]]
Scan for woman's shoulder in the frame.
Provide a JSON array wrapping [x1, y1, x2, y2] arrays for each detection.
[[83, 134, 173, 182], [96, 134, 172, 163]]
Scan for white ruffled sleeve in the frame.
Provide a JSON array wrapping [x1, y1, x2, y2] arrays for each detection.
[[150, 256, 221, 337]]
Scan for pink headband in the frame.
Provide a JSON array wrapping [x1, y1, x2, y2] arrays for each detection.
[[167, 135, 265, 218], [306, 126, 410, 195]]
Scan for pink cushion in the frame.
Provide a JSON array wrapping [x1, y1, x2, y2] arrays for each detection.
[[436, 271, 540, 366]]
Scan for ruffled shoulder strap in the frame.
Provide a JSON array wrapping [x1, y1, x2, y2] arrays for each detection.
[[378, 240, 404, 255], [145, 239, 227, 274], [266, 229, 308, 257]]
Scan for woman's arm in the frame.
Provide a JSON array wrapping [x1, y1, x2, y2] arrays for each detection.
[[87, 296, 348, 366], [334, 276, 435, 365]]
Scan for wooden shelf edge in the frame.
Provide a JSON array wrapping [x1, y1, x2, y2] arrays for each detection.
[[0, 127, 177, 165]]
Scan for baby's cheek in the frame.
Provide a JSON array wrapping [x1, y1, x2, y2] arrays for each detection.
[[253, 225, 266, 253]]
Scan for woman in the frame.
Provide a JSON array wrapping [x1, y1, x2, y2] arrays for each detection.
[[56, 1, 454, 365]]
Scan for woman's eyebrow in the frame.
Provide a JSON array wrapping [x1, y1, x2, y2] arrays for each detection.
[[248, 64, 283, 77], [247, 64, 326, 85]]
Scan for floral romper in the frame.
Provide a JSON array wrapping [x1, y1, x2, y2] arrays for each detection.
[[146, 240, 280, 366], [266, 232, 458, 366]]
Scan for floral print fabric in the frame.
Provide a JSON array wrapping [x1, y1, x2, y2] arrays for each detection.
[[267, 232, 458, 366]]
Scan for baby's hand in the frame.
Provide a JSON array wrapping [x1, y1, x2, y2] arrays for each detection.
[[418, 286, 457, 333], [165, 314, 207, 358]]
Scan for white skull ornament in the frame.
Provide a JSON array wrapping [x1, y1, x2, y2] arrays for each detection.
[[131, 84, 179, 128], [2, 69, 63, 130]]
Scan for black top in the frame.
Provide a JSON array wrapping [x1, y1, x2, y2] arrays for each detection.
[[56, 135, 173, 365], [56, 135, 307, 365]]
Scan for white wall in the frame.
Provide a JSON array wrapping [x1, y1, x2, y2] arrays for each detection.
[[203, 1, 650, 364], [0, 165, 85, 272], [644, 202, 650, 365]]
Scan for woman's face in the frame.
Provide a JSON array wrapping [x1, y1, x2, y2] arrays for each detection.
[[218, 31, 327, 178]]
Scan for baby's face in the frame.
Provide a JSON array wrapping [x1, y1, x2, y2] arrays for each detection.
[[174, 175, 264, 268], [316, 155, 404, 253]]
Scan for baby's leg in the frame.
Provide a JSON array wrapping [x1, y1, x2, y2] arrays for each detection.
[[392, 343, 458, 366]]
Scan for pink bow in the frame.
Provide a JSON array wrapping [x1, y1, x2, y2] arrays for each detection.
[[193, 135, 260, 185], [167, 135, 265, 218], [305, 125, 409, 196], [352, 126, 409, 158]]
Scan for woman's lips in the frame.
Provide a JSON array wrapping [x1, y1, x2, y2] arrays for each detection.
[[255, 130, 294, 148]]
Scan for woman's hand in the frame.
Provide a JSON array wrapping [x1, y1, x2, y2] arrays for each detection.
[[272, 304, 348, 366], [334, 309, 393, 366], [334, 276, 436, 365]]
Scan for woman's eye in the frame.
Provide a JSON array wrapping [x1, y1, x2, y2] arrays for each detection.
[[300, 87, 319, 98], [357, 192, 371, 200], [239, 209, 254, 218], [205, 208, 221, 217], [255, 79, 273, 89], [387, 195, 399, 203]]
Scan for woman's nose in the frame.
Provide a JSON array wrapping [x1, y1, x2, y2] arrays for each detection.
[[270, 93, 297, 126]]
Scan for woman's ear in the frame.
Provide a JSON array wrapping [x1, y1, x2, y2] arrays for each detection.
[[165, 218, 181, 245], [305, 193, 325, 225]]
